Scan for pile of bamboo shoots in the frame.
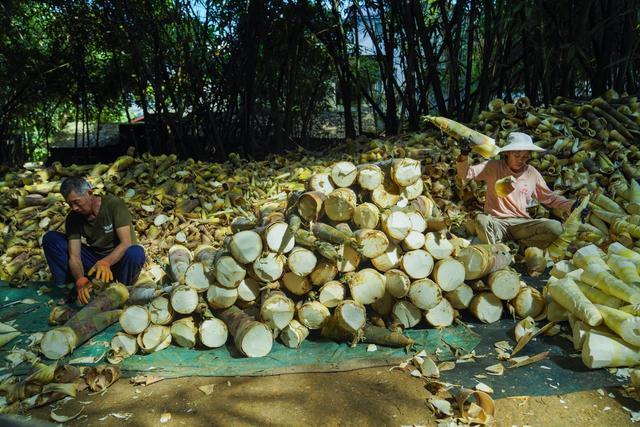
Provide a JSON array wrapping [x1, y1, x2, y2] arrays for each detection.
[[546, 244, 640, 369], [103, 158, 547, 359]]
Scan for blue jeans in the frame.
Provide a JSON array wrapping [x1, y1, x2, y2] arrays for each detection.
[[42, 231, 145, 286]]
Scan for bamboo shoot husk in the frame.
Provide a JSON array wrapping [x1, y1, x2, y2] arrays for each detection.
[[353, 203, 380, 229], [324, 188, 357, 221], [384, 269, 411, 298], [456, 243, 512, 280], [572, 244, 609, 271], [607, 254, 640, 285], [297, 191, 326, 222], [596, 305, 640, 346], [547, 196, 590, 260], [362, 324, 415, 347], [279, 320, 309, 348], [260, 290, 295, 330], [470, 292, 503, 323], [425, 298, 455, 327], [371, 291, 394, 316], [548, 277, 602, 326], [546, 300, 569, 322], [445, 283, 474, 310], [168, 245, 192, 283], [318, 280, 346, 307], [582, 330, 640, 368], [297, 301, 331, 330], [432, 258, 465, 292], [488, 269, 521, 300], [346, 268, 386, 304], [576, 281, 624, 308], [170, 317, 197, 348], [282, 272, 312, 296], [401, 249, 434, 279], [581, 264, 640, 304], [524, 247, 547, 276], [219, 305, 273, 357], [229, 230, 263, 263], [408, 278, 442, 310], [199, 318, 228, 348], [171, 285, 199, 314], [392, 300, 422, 328]]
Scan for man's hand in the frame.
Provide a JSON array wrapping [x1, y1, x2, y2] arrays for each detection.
[[88, 260, 113, 283], [75, 276, 93, 305], [572, 199, 590, 222], [459, 137, 472, 156]]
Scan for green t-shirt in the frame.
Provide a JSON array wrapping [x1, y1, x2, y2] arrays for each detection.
[[65, 194, 138, 257]]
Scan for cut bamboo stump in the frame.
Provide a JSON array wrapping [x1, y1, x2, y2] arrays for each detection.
[[330, 161, 358, 188], [357, 164, 383, 191], [325, 188, 357, 221], [282, 272, 312, 296], [219, 306, 273, 357]]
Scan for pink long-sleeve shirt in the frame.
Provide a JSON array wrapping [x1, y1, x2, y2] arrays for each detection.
[[456, 159, 573, 218]]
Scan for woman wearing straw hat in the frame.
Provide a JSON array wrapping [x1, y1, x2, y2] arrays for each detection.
[[456, 132, 580, 249]]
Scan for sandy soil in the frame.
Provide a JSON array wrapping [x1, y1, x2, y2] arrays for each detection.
[[23, 367, 638, 426]]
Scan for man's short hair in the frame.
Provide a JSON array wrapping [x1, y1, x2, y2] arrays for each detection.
[[60, 176, 92, 199]]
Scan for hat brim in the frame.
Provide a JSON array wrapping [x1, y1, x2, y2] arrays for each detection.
[[499, 143, 546, 153]]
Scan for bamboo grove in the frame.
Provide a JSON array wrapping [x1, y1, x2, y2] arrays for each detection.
[[1, 0, 639, 165]]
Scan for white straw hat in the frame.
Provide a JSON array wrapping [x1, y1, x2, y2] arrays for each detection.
[[500, 132, 545, 152]]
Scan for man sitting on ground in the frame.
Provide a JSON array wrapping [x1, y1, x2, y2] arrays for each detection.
[[456, 132, 581, 250], [42, 176, 145, 304]]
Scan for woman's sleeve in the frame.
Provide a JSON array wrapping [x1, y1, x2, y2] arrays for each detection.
[[456, 159, 492, 182]]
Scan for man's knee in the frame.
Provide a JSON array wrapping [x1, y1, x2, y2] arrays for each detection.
[[124, 245, 146, 265], [42, 231, 66, 249]]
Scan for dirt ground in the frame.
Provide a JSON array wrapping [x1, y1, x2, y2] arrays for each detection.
[[23, 367, 638, 426]]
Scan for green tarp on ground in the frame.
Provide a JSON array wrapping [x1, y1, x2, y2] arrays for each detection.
[[0, 281, 479, 378], [0, 281, 630, 398]]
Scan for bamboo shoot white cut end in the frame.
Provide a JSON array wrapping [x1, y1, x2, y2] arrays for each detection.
[[336, 244, 361, 273], [318, 280, 346, 307], [354, 229, 389, 259], [237, 278, 261, 302], [445, 283, 474, 310], [401, 249, 434, 279], [392, 300, 421, 328], [334, 300, 366, 333], [40, 327, 77, 360], [282, 272, 312, 296], [147, 296, 174, 325], [171, 285, 199, 314], [199, 318, 228, 348], [252, 253, 285, 282], [385, 269, 411, 298], [511, 287, 546, 319], [308, 173, 335, 195], [170, 317, 197, 348], [215, 256, 246, 288], [488, 269, 521, 300], [264, 222, 295, 254], [207, 284, 239, 309], [184, 262, 210, 292], [230, 230, 263, 263], [279, 320, 309, 348], [310, 260, 339, 286], [330, 161, 358, 188], [347, 268, 386, 305], [120, 305, 151, 335], [390, 158, 421, 187], [424, 232, 454, 260], [353, 203, 380, 229], [470, 292, 503, 323], [409, 278, 442, 310], [371, 241, 403, 272], [425, 298, 455, 327], [138, 325, 172, 353], [287, 247, 317, 277], [238, 323, 273, 358], [382, 211, 412, 241], [432, 258, 465, 292], [298, 301, 331, 330], [357, 164, 384, 190], [324, 188, 357, 221], [260, 291, 295, 330], [402, 230, 426, 251]]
